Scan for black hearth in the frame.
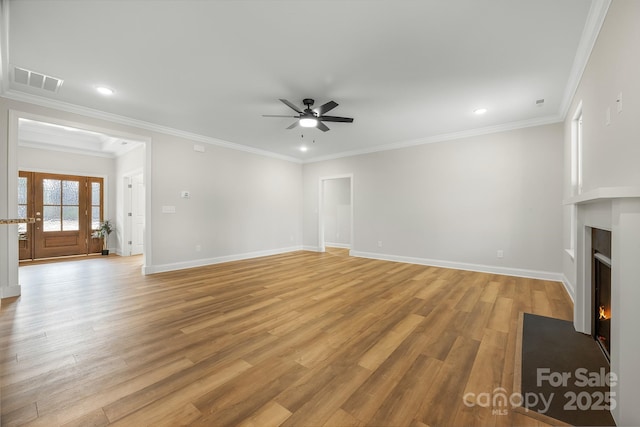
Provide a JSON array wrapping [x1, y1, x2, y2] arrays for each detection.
[[591, 228, 611, 361]]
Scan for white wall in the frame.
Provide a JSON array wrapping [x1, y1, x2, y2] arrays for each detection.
[[563, 0, 640, 285], [323, 177, 351, 247], [304, 123, 564, 277], [562, 1, 640, 424], [149, 133, 302, 270], [0, 97, 303, 284]]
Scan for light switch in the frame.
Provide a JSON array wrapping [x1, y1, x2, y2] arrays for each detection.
[[181, 191, 191, 199], [617, 92, 623, 113]]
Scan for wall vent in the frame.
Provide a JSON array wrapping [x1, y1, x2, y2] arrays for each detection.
[[12, 66, 63, 93]]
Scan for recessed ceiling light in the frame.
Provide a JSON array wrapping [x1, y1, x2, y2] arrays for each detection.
[[473, 108, 488, 115], [300, 146, 308, 152], [96, 86, 114, 96]]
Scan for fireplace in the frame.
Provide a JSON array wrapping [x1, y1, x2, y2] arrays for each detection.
[[591, 228, 611, 361], [568, 192, 640, 424]]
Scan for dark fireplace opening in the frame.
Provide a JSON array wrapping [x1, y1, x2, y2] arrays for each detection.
[[591, 228, 611, 362]]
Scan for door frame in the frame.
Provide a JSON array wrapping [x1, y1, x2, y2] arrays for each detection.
[[26, 171, 104, 259], [7, 109, 153, 296], [318, 174, 354, 253]]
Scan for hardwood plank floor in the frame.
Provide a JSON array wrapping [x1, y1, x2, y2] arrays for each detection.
[[1, 250, 573, 426]]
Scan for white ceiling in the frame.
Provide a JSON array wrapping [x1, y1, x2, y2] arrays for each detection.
[[1, 0, 604, 162], [18, 118, 144, 158]]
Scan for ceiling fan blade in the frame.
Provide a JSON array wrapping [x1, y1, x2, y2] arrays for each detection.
[[279, 99, 303, 114], [315, 100, 338, 115], [317, 121, 330, 132], [286, 121, 299, 129], [319, 115, 354, 123], [262, 115, 297, 118]]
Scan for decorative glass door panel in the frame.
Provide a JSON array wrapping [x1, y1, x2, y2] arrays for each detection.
[[18, 172, 34, 260]]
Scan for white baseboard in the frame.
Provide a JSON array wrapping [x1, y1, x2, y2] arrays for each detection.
[[325, 242, 352, 249], [560, 274, 576, 303], [144, 246, 304, 274], [1, 284, 21, 299], [143, 246, 566, 286], [350, 250, 564, 282]]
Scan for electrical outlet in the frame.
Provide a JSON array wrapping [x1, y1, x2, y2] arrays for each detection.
[[378, 241, 383, 248], [497, 250, 504, 259], [195, 244, 201, 252]]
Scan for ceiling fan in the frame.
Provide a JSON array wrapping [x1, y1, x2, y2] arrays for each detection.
[[263, 98, 354, 132]]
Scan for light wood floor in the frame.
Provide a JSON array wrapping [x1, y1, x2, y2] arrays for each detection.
[[1, 250, 573, 426]]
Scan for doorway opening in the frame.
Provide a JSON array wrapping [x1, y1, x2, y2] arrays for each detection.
[[318, 175, 353, 253], [7, 110, 151, 297]]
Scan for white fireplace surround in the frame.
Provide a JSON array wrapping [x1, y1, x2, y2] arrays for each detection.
[[564, 186, 640, 426]]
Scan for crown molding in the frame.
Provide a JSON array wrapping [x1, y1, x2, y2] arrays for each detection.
[[1, 88, 567, 167], [0, 90, 303, 164], [558, 0, 612, 120], [303, 114, 563, 164]]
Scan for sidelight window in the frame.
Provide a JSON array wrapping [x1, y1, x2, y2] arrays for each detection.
[[91, 181, 102, 230], [18, 176, 28, 235]]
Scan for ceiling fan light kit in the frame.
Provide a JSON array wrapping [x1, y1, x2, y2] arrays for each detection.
[[299, 118, 318, 128], [263, 98, 354, 132]]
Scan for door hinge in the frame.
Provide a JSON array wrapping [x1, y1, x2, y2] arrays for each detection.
[[128, 241, 132, 245], [128, 212, 132, 216], [128, 184, 133, 188]]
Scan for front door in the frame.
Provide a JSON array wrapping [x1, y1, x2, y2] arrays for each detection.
[[18, 172, 104, 260], [34, 173, 88, 258]]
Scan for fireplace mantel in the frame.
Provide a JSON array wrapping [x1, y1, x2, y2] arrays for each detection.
[[563, 186, 640, 205], [566, 190, 640, 426]]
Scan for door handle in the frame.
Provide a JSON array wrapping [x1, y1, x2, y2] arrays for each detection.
[[35, 218, 41, 222]]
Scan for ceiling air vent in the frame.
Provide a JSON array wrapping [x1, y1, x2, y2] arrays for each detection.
[[12, 66, 63, 93]]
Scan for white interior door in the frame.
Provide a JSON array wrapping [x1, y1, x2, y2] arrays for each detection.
[[131, 173, 145, 255]]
